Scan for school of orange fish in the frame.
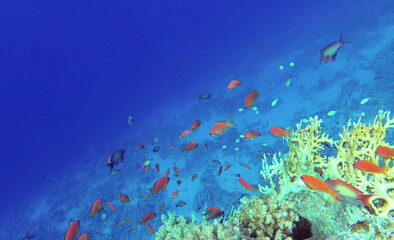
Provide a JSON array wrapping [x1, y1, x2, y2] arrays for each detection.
[[64, 34, 394, 240]]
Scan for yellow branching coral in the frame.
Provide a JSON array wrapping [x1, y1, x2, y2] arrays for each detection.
[[260, 116, 333, 198], [326, 110, 394, 217], [231, 195, 300, 240], [260, 110, 394, 218], [155, 211, 241, 240]]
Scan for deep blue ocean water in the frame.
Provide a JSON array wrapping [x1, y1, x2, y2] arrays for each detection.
[[1, 0, 394, 239]]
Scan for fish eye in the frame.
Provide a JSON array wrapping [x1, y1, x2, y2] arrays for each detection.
[[300, 176, 304, 179]]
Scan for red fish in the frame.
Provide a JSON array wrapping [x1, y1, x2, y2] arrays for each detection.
[[128, 227, 137, 232], [103, 202, 116, 211], [139, 144, 145, 150], [140, 212, 156, 225], [171, 191, 179, 200], [238, 178, 253, 191], [210, 117, 236, 136], [182, 141, 198, 151], [179, 130, 192, 139], [204, 207, 221, 216], [173, 167, 180, 176], [168, 146, 175, 150], [77, 232, 90, 240], [191, 120, 202, 131], [224, 164, 232, 170], [353, 160, 391, 178], [301, 175, 341, 201], [320, 33, 349, 64], [155, 164, 160, 173], [244, 130, 261, 140], [139, 194, 149, 199], [147, 223, 155, 234], [375, 146, 394, 158], [88, 199, 103, 217], [120, 193, 130, 204], [244, 90, 262, 108], [192, 173, 198, 181], [241, 163, 251, 169], [176, 201, 187, 207], [207, 210, 224, 221], [117, 219, 132, 226], [65, 220, 80, 240], [218, 165, 223, 177], [227, 79, 241, 91], [269, 126, 291, 137], [159, 202, 165, 212], [163, 169, 170, 177], [149, 176, 170, 197], [325, 179, 373, 208]]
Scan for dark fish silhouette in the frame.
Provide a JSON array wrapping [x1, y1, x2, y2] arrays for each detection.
[[198, 93, 211, 100], [107, 149, 125, 172], [21, 232, 35, 240]]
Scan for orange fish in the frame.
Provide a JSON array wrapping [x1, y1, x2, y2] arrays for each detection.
[[300, 175, 341, 201], [238, 178, 253, 191], [139, 144, 145, 150], [191, 120, 202, 131], [191, 173, 198, 181], [224, 164, 232, 170], [204, 207, 221, 216], [241, 163, 251, 169], [155, 164, 160, 173], [210, 117, 236, 136], [77, 232, 90, 240], [103, 202, 116, 211], [320, 33, 349, 64], [182, 141, 198, 151], [353, 160, 391, 178], [117, 219, 132, 226], [171, 190, 179, 200], [218, 165, 223, 177], [173, 167, 180, 175], [147, 223, 155, 234], [244, 90, 262, 108], [65, 220, 80, 240], [168, 146, 175, 150], [139, 194, 149, 199], [375, 146, 394, 158], [227, 79, 241, 91], [128, 227, 137, 232], [140, 212, 156, 225], [205, 143, 208, 150], [148, 176, 170, 197], [207, 210, 224, 221], [269, 126, 291, 137], [179, 130, 192, 139], [120, 193, 130, 204], [88, 199, 103, 217], [244, 130, 261, 140]]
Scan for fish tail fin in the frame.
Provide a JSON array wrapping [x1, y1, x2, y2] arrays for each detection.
[[381, 167, 392, 178], [286, 128, 292, 136], [357, 194, 374, 208], [330, 191, 342, 201], [148, 188, 155, 197], [339, 32, 350, 45], [227, 116, 236, 127]]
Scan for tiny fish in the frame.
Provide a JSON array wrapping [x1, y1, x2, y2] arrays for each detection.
[[192, 173, 198, 181], [159, 202, 165, 212], [227, 79, 241, 91], [224, 164, 232, 171], [241, 163, 251, 169], [271, 98, 278, 107], [140, 212, 156, 225], [244, 90, 263, 108], [320, 33, 349, 64], [218, 165, 223, 177], [127, 227, 137, 232], [285, 75, 292, 87], [212, 160, 221, 165], [176, 201, 187, 207], [176, 180, 182, 185], [198, 93, 211, 100], [152, 146, 160, 153]]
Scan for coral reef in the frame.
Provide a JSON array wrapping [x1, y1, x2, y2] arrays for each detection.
[[260, 111, 394, 218]]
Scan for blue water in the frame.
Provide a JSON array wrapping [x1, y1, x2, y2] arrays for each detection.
[[1, 0, 393, 239]]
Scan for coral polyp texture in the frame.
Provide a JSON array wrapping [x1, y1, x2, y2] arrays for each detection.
[[260, 110, 394, 218]]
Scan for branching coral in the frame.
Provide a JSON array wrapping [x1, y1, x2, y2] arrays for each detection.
[[155, 211, 240, 240], [231, 195, 303, 240]]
